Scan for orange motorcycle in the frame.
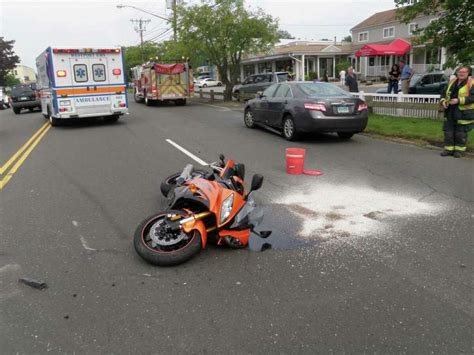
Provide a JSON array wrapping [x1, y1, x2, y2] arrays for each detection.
[[133, 155, 271, 266]]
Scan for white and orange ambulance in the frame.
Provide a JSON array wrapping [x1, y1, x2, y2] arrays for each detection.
[[36, 47, 128, 126]]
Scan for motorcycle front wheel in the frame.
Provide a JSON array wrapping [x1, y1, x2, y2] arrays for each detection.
[[133, 210, 202, 266]]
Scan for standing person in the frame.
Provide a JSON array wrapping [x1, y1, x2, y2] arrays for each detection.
[[339, 69, 346, 86], [399, 60, 412, 94], [345, 66, 359, 93], [440, 65, 474, 158], [387, 64, 401, 94]]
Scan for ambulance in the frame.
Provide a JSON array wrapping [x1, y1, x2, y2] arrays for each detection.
[[36, 47, 128, 126], [131, 62, 193, 106]]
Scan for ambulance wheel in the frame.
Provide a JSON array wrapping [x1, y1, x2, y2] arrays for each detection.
[[105, 115, 120, 123], [49, 116, 60, 127], [48, 108, 60, 127], [13, 107, 21, 114]]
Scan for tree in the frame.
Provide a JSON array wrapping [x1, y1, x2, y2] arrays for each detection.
[[4, 73, 20, 87], [0, 37, 20, 87], [394, 0, 474, 68], [277, 30, 295, 39], [342, 35, 352, 42], [123, 43, 160, 79], [176, 0, 280, 100]]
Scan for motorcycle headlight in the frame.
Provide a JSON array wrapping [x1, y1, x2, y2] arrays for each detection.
[[220, 193, 234, 224]]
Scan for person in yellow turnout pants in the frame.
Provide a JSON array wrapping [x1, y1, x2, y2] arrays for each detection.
[[440, 66, 474, 158]]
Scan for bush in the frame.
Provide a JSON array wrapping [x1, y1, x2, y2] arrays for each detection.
[[335, 61, 351, 78], [305, 71, 318, 81]]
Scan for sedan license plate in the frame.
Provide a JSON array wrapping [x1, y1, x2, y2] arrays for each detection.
[[337, 106, 349, 114], [20, 97, 28, 101]]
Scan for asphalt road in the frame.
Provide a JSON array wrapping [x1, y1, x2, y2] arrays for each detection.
[[0, 100, 472, 353]]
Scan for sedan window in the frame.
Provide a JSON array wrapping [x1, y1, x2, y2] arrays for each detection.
[[297, 83, 349, 97], [262, 84, 278, 97], [274, 84, 291, 98]]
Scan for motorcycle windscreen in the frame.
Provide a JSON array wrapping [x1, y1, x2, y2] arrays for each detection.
[[230, 192, 264, 228]]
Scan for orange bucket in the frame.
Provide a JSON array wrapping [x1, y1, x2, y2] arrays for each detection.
[[286, 148, 305, 175]]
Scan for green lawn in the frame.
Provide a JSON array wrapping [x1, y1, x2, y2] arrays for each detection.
[[366, 114, 474, 150]]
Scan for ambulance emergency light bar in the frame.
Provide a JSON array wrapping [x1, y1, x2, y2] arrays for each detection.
[[52, 48, 121, 54]]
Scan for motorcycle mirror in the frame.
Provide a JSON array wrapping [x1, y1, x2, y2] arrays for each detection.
[[250, 174, 264, 192]]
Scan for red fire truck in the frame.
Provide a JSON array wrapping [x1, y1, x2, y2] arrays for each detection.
[[131, 62, 193, 106]]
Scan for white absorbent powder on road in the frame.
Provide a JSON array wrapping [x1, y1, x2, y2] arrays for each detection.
[[275, 183, 442, 240]]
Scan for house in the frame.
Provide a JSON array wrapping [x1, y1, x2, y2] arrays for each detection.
[[350, 8, 446, 79], [12, 64, 37, 84], [239, 40, 353, 82]]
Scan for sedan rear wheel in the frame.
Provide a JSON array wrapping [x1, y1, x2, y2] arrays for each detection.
[[337, 132, 354, 140], [282, 116, 298, 141], [244, 109, 256, 128]]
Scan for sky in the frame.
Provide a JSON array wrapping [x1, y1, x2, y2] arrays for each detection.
[[0, 0, 396, 70]]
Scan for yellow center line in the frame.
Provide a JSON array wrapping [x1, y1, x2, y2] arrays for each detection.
[[0, 122, 50, 175], [0, 123, 52, 190]]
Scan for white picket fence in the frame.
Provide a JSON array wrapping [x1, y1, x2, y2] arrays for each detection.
[[351, 92, 442, 119]]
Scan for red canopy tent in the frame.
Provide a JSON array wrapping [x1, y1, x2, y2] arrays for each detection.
[[355, 39, 411, 57]]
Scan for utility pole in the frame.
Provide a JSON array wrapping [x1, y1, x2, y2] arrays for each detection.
[[172, 0, 177, 42], [130, 18, 151, 62]]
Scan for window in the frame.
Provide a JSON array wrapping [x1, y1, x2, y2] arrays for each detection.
[[274, 84, 292, 98], [262, 84, 278, 97], [73, 64, 88, 82], [358, 32, 368, 42], [298, 83, 350, 98], [383, 27, 394, 38], [254, 75, 270, 83], [408, 23, 418, 35], [243, 76, 254, 85], [92, 64, 106, 82]]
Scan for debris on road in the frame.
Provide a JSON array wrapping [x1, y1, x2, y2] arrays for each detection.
[[18, 277, 48, 290]]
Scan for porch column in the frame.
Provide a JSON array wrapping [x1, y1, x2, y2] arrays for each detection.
[[364, 57, 368, 78], [254, 63, 258, 74], [271, 61, 276, 73], [301, 54, 305, 80], [313, 57, 316, 73], [240, 64, 244, 82], [333, 56, 336, 78], [316, 56, 320, 78], [440, 47, 447, 68]]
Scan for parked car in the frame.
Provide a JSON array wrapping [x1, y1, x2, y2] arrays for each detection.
[[376, 72, 449, 95], [244, 81, 368, 141], [233, 72, 289, 102], [0, 87, 10, 109], [193, 75, 210, 84], [196, 78, 222, 88], [9, 84, 41, 114]]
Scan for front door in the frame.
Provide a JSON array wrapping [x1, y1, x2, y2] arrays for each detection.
[[267, 84, 292, 128]]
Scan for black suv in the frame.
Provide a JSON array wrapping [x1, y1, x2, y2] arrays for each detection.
[[10, 84, 41, 114], [233, 72, 289, 101], [408, 72, 449, 95]]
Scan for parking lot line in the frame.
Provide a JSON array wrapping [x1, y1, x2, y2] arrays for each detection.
[[166, 139, 209, 166], [0, 122, 50, 175], [0, 123, 51, 190]]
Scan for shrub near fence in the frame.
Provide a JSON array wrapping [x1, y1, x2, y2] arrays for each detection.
[[351, 92, 443, 119]]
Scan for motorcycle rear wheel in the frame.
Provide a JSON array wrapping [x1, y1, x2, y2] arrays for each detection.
[[134, 210, 202, 266], [160, 169, 208, 197]]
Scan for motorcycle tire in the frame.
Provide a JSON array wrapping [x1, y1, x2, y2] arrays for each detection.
[[160, 169, 208, 197], [133, 210, 202, 266]]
